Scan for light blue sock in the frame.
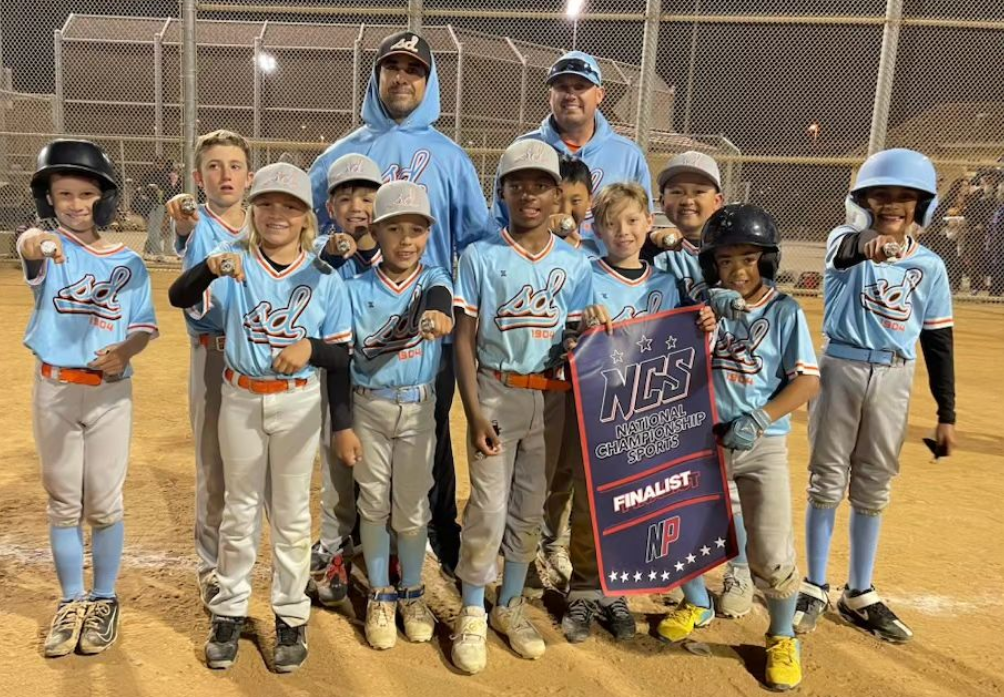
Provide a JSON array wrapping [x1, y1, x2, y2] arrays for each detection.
[[91, 521, 125, 599], [462, 583, 485, 609], [397, 527, 428, 589], [806, 505, 837, 587], [498, 560, 530, 607], [360, 520, 391, 589], [732, 513, 749, 566], [681, 576, 711, 609], [767, 594, 798, 638], [50, 525, 85, 601], [848, 509, 882, 592]]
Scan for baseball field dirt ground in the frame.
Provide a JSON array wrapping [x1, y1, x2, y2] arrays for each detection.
[[1, 266, 1002, 697]]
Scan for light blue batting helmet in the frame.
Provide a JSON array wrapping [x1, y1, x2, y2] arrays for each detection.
[[846, 148, 939, 229]]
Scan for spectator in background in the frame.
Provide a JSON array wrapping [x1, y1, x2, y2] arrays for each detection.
[[964, 170, 1000, 295], [137, 157, 182, 258], [924, 177, 969, 292], [987, 173, 1004, 296]]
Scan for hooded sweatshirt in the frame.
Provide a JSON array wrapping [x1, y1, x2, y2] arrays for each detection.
[[490, 111, 654, 250], [309, 54, 490, 273]]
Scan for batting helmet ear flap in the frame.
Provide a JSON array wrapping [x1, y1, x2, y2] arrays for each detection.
[[758, 249, 781, 281], [698, 251, 720, 288], [92, 188, 121, 227], [915, 193, 939, 228], [845, 193, 872, 230]]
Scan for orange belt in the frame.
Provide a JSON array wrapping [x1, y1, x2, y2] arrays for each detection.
[[224, 368, 308, 395], [197, 334, 226, 351], [41, 363, 103, 387], [491, 369, 571, 392]]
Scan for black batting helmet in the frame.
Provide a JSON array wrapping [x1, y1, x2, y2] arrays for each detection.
[[698, 204, 781, 286], [30, 139, 120, 227]]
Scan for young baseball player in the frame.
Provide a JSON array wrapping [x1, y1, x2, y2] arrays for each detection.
[[656, 204, 819, 692], [327, 180, 453, 650], [794, 149, 956, 644], [451, 140, 592, 674], [651, 151, 756, 618], [164, 130, 252, 608], [309, 152, 385, 608], [561, 182, 716, 643], [19, 139, 158, 658], [546, 157, 600, 259], [168, 162, 352, 673]]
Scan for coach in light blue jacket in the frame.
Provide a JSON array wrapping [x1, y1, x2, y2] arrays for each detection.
[[490, 51, 653, 248], [309, 31, 489, 581]]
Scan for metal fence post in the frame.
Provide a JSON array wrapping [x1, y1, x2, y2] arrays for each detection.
[[154, 28, 165, 157], [53, 29, 65, 134], [868, 0, 903, 155], [681, 0, 700, 135], [635, 0, 662, 153], [408, 0, 423, 34], [505, 37, 527, 132], [352, 25, 363, 130], [253, 35, 263, 170], [448, 25, 463, 144], [182, 0, 198, 193]]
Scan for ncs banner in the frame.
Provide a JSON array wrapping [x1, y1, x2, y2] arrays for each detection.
[[568, 306, 736, 596]]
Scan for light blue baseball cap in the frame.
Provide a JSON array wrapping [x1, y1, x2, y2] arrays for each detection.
[[547, 51, 602, 87]]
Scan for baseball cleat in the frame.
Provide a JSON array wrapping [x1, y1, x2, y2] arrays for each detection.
[[274, 616, 308, 673], [561, 598, 597, 643], [78, 597, 120, 655], [43, 599, 87, 658], [490, 597, 546, 660], [452, 606, 488, 674], [656, 600, 715, 643], [364, 588, 399, 650], [793, 579, 830, 634], [542, 546, 573, 590], [764, 635, 802, 691], [718, 563, 754, 618], [601, 597, 636, 641], [398, 585, 436, 643], [205, 615, 244, 669], [310, 544, 351, 607], [837, 586, 913, 643]]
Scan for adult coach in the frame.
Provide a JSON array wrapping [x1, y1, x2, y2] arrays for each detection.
[[490, 50, 653, 243], [309, 31, 490, 581]]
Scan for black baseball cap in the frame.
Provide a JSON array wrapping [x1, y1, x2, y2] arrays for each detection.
[[376, 31, 432, 75]]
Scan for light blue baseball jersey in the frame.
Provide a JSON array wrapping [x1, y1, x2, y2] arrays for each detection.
[[313, 234, 383, 281], [455, 230, 593, 374], [23, 228, 158, 375], [175, 204, 245, 336], [823, 228, 953, 360], [590, 258, 682, 322], [568, 235, 602, 261], [653, 238, 708, 304], [710, 286, 819, 436], [347, 264, 452, 389], [199, 241, 352, 379]]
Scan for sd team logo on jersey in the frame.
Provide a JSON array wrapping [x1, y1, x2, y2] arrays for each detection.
[[494, 268, 567, 331], [712, 318, 770, 375], [609, 291, 663, 323], [53, 266, 132, 321], [360, 284, 426, 359], [860, 267, 923, 323], [242, 285, 312, 348], [591, 259, 681, 325]]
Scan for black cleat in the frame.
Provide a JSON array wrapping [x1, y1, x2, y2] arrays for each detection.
[[838, 586, 913, 644]]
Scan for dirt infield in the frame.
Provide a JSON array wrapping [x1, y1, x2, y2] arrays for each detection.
[[1, 266, 1002, 697]]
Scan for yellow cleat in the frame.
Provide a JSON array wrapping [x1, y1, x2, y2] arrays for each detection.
[[656, 601, 714, 643], [765, 635, 802, 691]]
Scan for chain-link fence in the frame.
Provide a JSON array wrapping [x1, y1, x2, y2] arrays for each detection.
[[1, 1, 1002, 298]]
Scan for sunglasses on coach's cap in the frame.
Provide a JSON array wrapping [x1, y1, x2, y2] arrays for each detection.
[[547, 58, 602, 86]]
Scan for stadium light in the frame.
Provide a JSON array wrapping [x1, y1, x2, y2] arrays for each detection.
[[256, 52, 277, 73], [566, 0, 585, 49]]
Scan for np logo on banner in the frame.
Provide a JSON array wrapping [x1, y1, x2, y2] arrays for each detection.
[[568, 306, 736, 595]]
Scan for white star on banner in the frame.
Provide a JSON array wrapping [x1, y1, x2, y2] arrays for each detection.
[[649, 570, 657, 581], [665, 335, 678, 350], [675, 561, 685, 572], [634, 571, 643, 582], [621, 572, 629, 582], [661, 570, 671, 581], [700, 545, 711, 556], [686, 553, 697, 564], [610, 350, 624, 364], [715, 537, 726, 548], [636, 335, 653, 352], [609, 570, 619, 582]]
